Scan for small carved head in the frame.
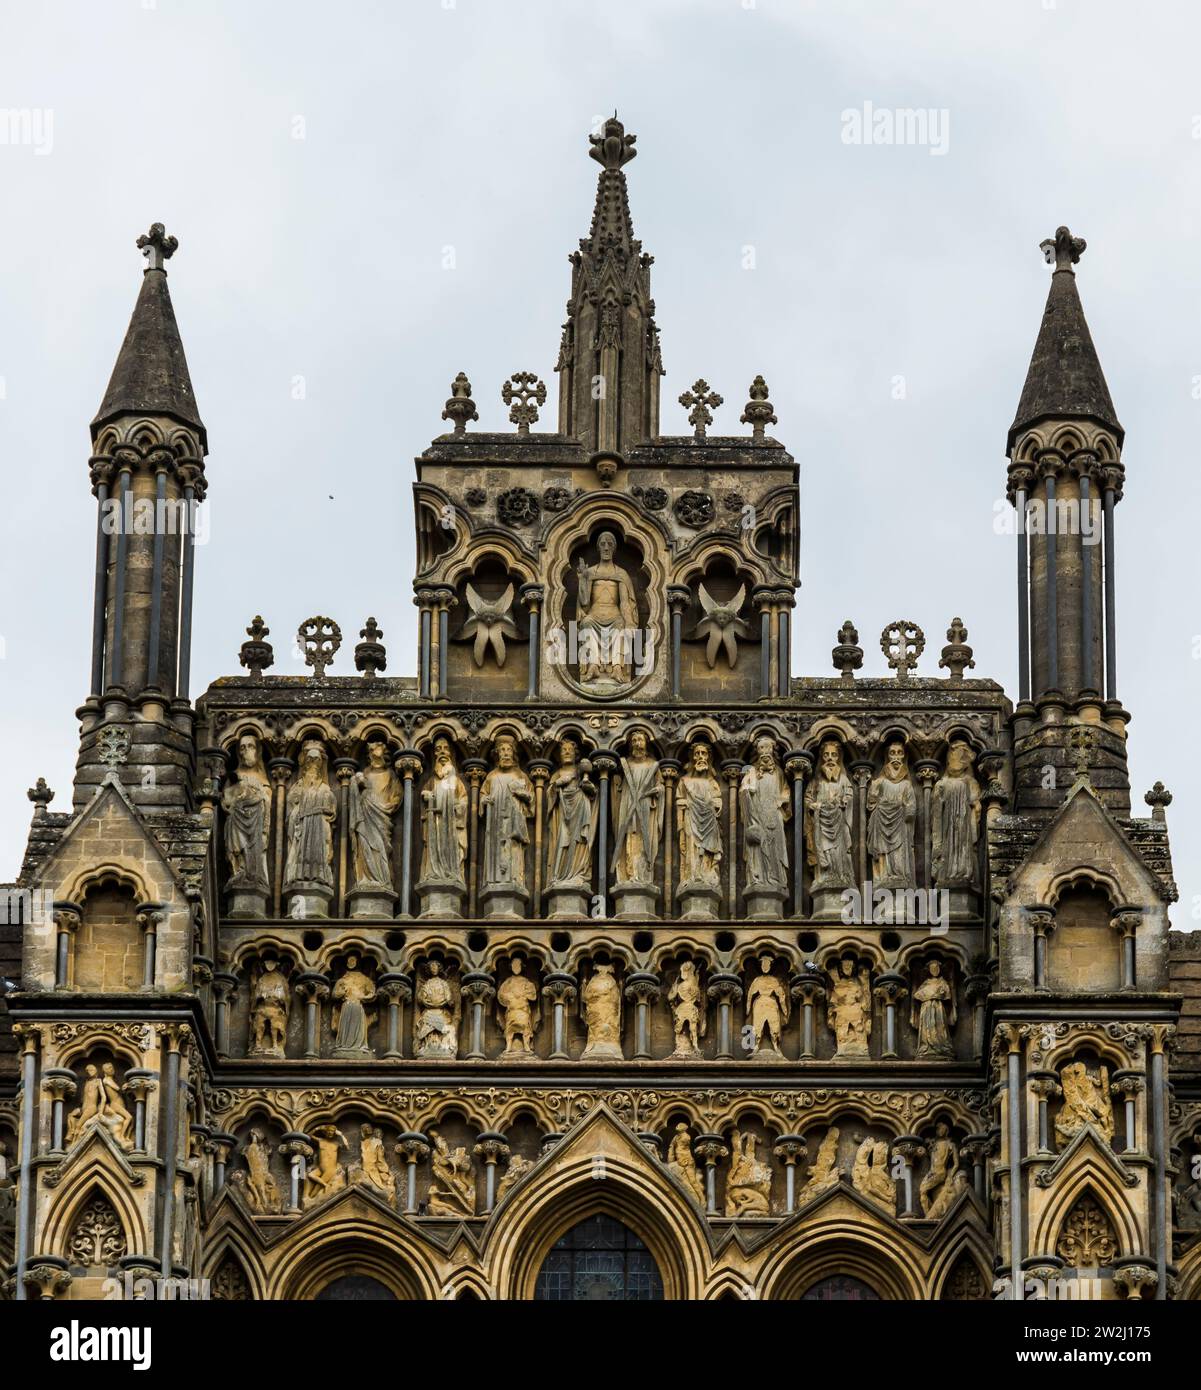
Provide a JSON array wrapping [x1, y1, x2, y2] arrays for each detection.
[[819, 739, 844, 778], [237, 734, 260, 769], [596, 531, 617, 561], [495, 735, 518, 769]]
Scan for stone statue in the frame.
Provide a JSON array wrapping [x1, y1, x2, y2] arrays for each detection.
[[676, 743, 723, 890], [851, 1137, 896, 1209], [305, 1124, 348, 1205], [239, 1128, 281, 1213], [222, 733, 271, 895], [744, 954, 789, 1057], [920, 1123, 961, 1219], [725, 1129, 772, 1216], [100, 1063, 134, 1149], [575, 530, 640, 687], [740, 736, 790, 898], [480, 734, 533, 897], [332, 954, 375, 1057], [249, 958, 290, 1058], [354, 1123, 394, 1196], [349, 737, 400, 891], [1056, 1061, 1115, 1149], [580, 962, 623, 1060], [827, 958, 872, 1059], [66, 1062, 132, 1151], [419, 737, 468, 888], [545, 737, 597, 889], [460, 581, 519, 668], [805, 738, 854, 891], [694, 582, 751, 669], [666, 1123, 705, 1206], [496, 957, 539, 1057], [1177, 1165, 1201, 1233], [427, 1128, 476, 1217], [911, 961, 955, 1059], [612, 731, 663, 886], [801, 1127, 841, 1202], [668, 960, 706, 1057], [284, 739, 337, 892], [931, 739, 981, 888], [497, 1152, 534, 1203], [866, 740, 916, 889], [414, 960, 461, 1059]]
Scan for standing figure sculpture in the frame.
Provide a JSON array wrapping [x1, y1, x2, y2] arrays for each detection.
[[496, 957, 540, 1057], [580, 961, 623, 1060], [427, 1129, 476, 1217], [931, 740, 981, 888], [355, 1123, 394, 1196], [414, 960, 461, 1059], [866, 740, 916, 890], [851, 1137, 896, 1209], [805, 739, 854, 894], [801, 1127, 842, 1201], [419, 737, 468, 890], [331, 954, 375, 1057], [666, 1123, 706, 1206], [744, 954, 789, 1057], [911, 961, 956, 1059], [827, 958, 873, 1059], [545, 737, 597, 890], [222, 733, 272, 909], [668, 960, 706, 1057], [1055, 1061, 1115, 1149], [740, 736, 790, 908], [249, 958, 291, 1058], [575, 530, 640, 688], [676, 743, 723, 892], [305, 1125, 348, 1205], [479, 734, 533, 911], [920, 1123, 960, 1218], [612, 731, 663, 887], [284, 740, 337, 908], [349, 737, 400, 893], [725, 1130, 773, 1217], [239, 1128, 281, 1213]]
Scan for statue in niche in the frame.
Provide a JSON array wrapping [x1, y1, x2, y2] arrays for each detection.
[[805, 739, 854, 890], [866, 741, 916, 889], [1055, 1061, 1114, 1149], [419, 737, 468, 888], [353, 1123, 394, 1196], [666, 1123, 706, 1206], [1177, 1165, 1201, 1233], [694, 582, 751, 669], [744, 954, 789, 1056], [920, 1123, 961, 1219], [740, 736, 790, 893], [332, 954, 376, 1057], [427, 1128, 476, 1217], [668, 960, 706, 1057], [580, 962, 623, 1060], [911, 961, 956, 1059], [237, 1128, 281, 1213], [575, 530, 640, 688], [931, 740, 981, 887], [612, 731, 663, 886], [677, 743, 723, 890], [249, 958, 290, 1058], [414, 960, 461, 1059], [725, 1130, 773, 1217], [223, 733, 271, 893], [497, 1153, 534, 1203], [497, 958, 540, 1057], [305, 1124, 348, 1205], [349, 737, 400, 891], [480, 734, 533, 894], [545, 737, 597, 889], [66, 1062, 132, 1150], [100, 1063, 134, 1149], [851, 1137, 896, 1209], [284, 740, 337, 890], [801, 1127, 842, 1201], [827, 959, 872, 1059], [460, 581, 519, 668]]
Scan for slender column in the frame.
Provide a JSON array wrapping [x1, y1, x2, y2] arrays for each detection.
[[785, 753, 811, 918], [123, 1072, 157, 1154], [279, 1134, 312, 1214], [108, 464, 133, 689], [528, 761, 551, 918], [14, 1028, 40, 1300], [461, 971, 495, 1060], [89, 463, 113, 696], [1029, 907, 1055, 989], [1012, 467, 1033, 702], [146, 466, 168, 689], [396, 753, 423, 918], [520, 584, 544, 700], [159, 1029, 184, 1277], [721, 760, 741, 918], [136, 904, 164, 990], [790, 975, 825, 1060], [851, 762, 873, 888], [210, 1132, 235, 1194], [892, 1137, 925, 1218], [1044, 467, 1060, 692], [1111, 1071, 1144, 1154], [693, 1135, 728, 1216], [914, 762, 938, 892], [773, 1137, 807, 1214], [1003, 1026, 1024, 1299], [176, 471, 199, 699], [396, 1134, 429, 1214], [474, 1134, 510, 1213], [754, 588, 772, 698], [873, 973, 907, 1059], [593, 753, 617, 918], [707, 973, 742, 1060], [1112, 908, 1140, 991], [1150, 1028, 1170, 1299], [776, 590, 794, 697], [1028, 1072, 1060, 1154], [463, 760, 485, 918], [296, 973, 330, 1058], [415, 587, 435, 700], [1102, 470, 1119, 701], [667, 586, 690, 699], [333, 759, 355, 916], [624, 971, 660, 1060], [212, 971, 237, 1056], [542, 972, 577, 1060], [42, 1070, 76, 1156], [433, 585, 455, 700], [962, 1135, 990, 1204], [268, 759, 293, 917], [1079, 465, 1095, 689], [378, 973, 413, 1059], [52, 905, 80, 988], [659, 760, 680, 921]]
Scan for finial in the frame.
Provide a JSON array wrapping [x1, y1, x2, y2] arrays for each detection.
[[136, 222, 178, 272], [502, 371, 547, 434], [740, 376, 777, 443], [441, 372, 479, 436], [239, 616, 274, 680], [1039, 225, 1086, 274], [355, 618, 388, 678], [938, 617, 975, 685], [880, 621, 925, 682], [297, 616, 341, 680], [832, 621, 863, 684], [679, 379, 723, 439], [26, 778, 54, 818], [1144, 782, 1172, 822], [589, 116, 637, 171]]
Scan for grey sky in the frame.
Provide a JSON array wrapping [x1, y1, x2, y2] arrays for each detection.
[[1, 0, 1197, 923]]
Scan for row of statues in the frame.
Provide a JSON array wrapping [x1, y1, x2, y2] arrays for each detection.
[[222, 730, 983, 918]]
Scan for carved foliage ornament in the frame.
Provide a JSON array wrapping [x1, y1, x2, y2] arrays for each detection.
[[497, 487, 540, 527], [298, 616, 342, 679], [68, 1194, 127, 1267], [675, 491, 714, 529]]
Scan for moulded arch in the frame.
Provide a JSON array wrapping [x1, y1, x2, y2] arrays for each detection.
[[44, 1165, 147, 1264], [1032, 1165, 1140, 1263], [271, 1218, 440, 1301]]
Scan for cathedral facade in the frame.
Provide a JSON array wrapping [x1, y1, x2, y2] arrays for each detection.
[[1, 119, 1198, 1303]]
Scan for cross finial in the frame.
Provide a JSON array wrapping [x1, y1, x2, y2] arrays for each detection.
[[880, 620, 925, 682], [136, 222, 178, 272], [679, 378, 723, 439], [1040, 225, 1086, 274], [502, 371, 547, 434], [589, 115, 637, 171]]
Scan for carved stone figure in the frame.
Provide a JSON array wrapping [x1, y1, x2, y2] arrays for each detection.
[[666, 1123, 705, 1206], [332, 954, 375, 1058], [249, 958, 290, 1058], [1056, 1061, 1115, 1149], [920, 1123, 962, 1219], [480, 734, 533, 914], [66, 1062, 132, 1151], [222, 733, 271, 912], [497, 1152, 534, 1203], [911, 961, 955, 1059], [805, 738, 854, 904], [238, 1128, 281, 1213], [801, 1127, 841, 1201], [852, 1137, 896, 1210], [744, 954, 789, 1057], [827, 958, 872, 1059], [414, 960, 461, 1059], [694, 582, 751, 669], [497, 958, 539, 1057], [305, 1124, 347, 1205], [931, 740, 981, 888], [354, 1123, 394, 1196], [676, 743, 723, 911], [866, 741, 917, 890], [418, 737, 468, 906], [612, 731, 663, 887], [100, 1063, 134, 1149], [284, 739, 337, 912], [580, 962, 623, 1060], [740, 736, 789, 913], [348, 737, 400, 899], [427, 1128, 476, 1217], [668, 960, 706, 1057], [545, 738, 597, 891], [575, 530, 640, 688], [460, 582, 519, 668], [725, 1129, 772, 1216]]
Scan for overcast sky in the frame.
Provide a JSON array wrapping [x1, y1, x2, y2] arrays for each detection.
[[0, 0, 1197, 924]]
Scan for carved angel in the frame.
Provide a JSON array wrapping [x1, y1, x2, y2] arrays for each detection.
[[694, 582, 751, 669], [459, 582, 519, 668], [414, 960, 462, 1059]]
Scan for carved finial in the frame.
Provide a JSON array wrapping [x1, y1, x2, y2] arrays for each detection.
[[679, 379, 723, 439], [589, 115, 637, 171], [136, 222, 178, 272], [1144, 781, 1172, 822], [832, 620, 863, 684], [880, 621, 925, 682], [441, 372, 478, 436], [1040, 225, 1086, 274], [355, 617, 388, 678], [1069, 726, 1094, 782], [239, 616, 274, 680], [938, 617, 975, 685], [740, 376, 777, 443], [502, 371, 547, 435], [297, 616, 341, 680], [26, 778, 54, 817]]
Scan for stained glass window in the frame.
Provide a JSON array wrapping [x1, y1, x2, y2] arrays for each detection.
[[533, 1214, 664, 1301]]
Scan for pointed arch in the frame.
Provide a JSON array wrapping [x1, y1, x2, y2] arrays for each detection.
[[43, 1158, 148, 1262]]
